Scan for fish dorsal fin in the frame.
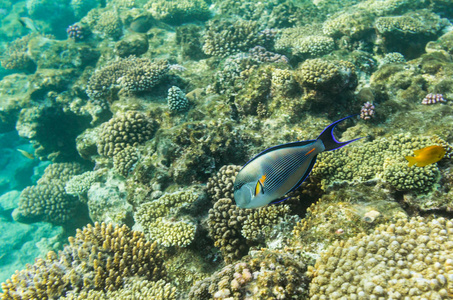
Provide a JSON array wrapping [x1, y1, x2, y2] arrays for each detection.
[[413, 149, 423, 155], [241, 140, 316, 170]]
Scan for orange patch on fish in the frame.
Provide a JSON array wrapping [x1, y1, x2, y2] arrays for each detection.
[[405, 145, 446, 167], [305, 148, 316, 156]]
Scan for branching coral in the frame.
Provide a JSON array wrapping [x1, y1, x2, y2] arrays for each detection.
[[1, 222, 166, 299]]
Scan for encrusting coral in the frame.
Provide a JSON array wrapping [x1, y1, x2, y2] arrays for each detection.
[[1, 222, 166, 299], [309, 217, 453, 299], [188, 249, 310, 299], [97, 111, 157, 157]]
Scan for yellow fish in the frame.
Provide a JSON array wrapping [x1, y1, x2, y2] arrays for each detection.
[[17, 149, 35, 160], [405, 145, 446, 167]]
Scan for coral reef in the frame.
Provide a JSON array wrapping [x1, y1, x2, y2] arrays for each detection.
[[275, 30, 335, 58], [309, 217, 453, 299], [295, 58, 357, 94], [312, 134, 442, 193], [207, 198, 249, 264], [86, 56, 169, 101], [1, 222, 166, 299], [1, 34, 36, 72], [202, 20, 274, 57], [189, 249, 310, 299], [134, 188, 205, 247], [144, 0, 210, 25], [96, 111, 157, 157]]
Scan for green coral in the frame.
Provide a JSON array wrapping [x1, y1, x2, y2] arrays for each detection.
[[295, 58, 357, 94], [1, 34, 36, 72], [113, 146, 139, 177], [65, 171, 98, 198], [202, 20, 271, 57], [188, 249, 310, 299], [144, 0, 210, 25], [61, 278, 178, 299], [309, 217, 453, 299], [322, 10, 374, 39], [276, 30, 335, 58], [134, 188, 204, 247], [312, 134, 442, 193], [93, 10, 123, 39], [375, 15, 424, 34]]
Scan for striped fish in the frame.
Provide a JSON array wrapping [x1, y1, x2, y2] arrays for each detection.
[[233, 115, 362, 209]]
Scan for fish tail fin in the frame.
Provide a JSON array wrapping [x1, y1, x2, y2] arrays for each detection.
[[405, 156, 416, 167], [317, 115, 363, 151]]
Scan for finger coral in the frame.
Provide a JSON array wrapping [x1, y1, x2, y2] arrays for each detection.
[[1, 222, 166, 299]]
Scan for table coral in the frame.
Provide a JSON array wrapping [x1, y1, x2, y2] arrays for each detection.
[[309, 217, 453, 299], [1, 222, 167, 299], [189, 249, 310, 299], [97, 111, 157, 157]]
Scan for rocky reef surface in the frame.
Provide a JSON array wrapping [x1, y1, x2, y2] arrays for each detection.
[[0, 0, 453, 298]]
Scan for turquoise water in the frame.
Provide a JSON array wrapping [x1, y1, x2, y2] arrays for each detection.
[[0, 0, 452, 298]]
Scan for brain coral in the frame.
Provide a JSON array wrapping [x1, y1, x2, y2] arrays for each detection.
[[309, 217, 453, 299], [189, 249, 310, 299], [97, 111, 157, 157], [1, 222, 166, 299]]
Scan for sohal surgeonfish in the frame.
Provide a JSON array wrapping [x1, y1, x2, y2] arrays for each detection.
[[405, 145, 446, 167], [234, 115, 362, 209]]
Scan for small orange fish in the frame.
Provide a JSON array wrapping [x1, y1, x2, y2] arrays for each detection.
[[405, 145, 446, 167]]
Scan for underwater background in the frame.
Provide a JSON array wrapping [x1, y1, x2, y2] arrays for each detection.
[[0, 0, 453, 298]]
